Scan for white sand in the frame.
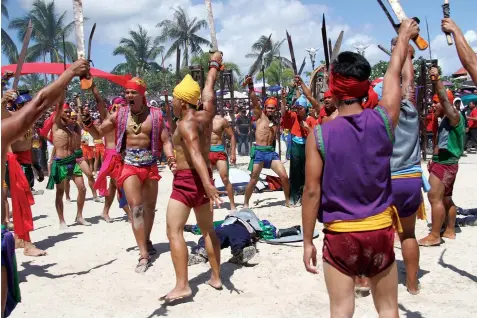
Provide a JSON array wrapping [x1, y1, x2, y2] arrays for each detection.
[[9, 153, 477, 318]]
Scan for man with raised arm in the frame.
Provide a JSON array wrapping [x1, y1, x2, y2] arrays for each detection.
[[243, 76, 290, 208], [302, 20, 418, 317], [1, 59, 90, 318], [82, 78, 174, 273], [418, 66, 465, 247], [209, 112, 237, 212], [162, 52, 223, 302]]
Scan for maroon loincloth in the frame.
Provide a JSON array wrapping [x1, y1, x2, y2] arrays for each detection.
[[170, 169, 212, 208], [322, 226, 395, 277]]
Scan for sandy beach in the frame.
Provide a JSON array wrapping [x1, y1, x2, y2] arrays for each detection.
[[8, 153, 477, 318]]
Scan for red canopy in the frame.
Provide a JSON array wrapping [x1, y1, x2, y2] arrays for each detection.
[[1, 63, 132, 87]]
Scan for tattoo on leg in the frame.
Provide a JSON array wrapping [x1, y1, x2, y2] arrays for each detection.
[[132, 205, 144, 230]]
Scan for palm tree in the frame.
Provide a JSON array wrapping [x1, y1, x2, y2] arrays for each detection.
[[19, 74, 44, 93], [190, 52, 241, 80], [157, 7, 211, 67], [1, 0, 18, 63], [256, 59, 294, 86], [112, 25, 164, 76], [245, 35, 292, 76], [9, 0, 77, 64]]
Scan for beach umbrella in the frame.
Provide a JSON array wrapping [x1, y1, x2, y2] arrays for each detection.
[[267, 85, 281, 92], [461, 94, 477, 105]]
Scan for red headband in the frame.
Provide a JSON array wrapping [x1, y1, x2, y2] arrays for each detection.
[[324, 90, 332, 98], [125, 77, 147, 96], [264, 97, 278, 108], [433, 90, 454, 104], [63, 103, 71, 110], [329, 72, 378, 109]]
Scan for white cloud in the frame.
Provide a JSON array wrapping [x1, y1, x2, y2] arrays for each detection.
[[16, 0, 476, 78]]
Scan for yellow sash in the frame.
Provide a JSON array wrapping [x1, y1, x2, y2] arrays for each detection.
[[324, 206, 402, 233]]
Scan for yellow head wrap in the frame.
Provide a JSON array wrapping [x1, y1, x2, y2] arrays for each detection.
[[70, 111, 77, 116], [173, 74, 201, 106]]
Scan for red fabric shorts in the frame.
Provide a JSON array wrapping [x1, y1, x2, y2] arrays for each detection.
[[95, 143, 105, 158], [170, 169, 212, 208], [81, 144, 94, 160], [428, 161, 458, 196], [116, 164, 161, 189], [208, 151, 227, 166], [322, 226, 395, 278]]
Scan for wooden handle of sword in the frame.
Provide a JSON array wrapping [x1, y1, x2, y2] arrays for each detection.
[[443, 1, 453, 45], [413, 35, 429, 51], [446, 33, 453, 45]]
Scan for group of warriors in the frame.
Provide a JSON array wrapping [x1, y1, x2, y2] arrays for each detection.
[[1, 15, 476, 317]]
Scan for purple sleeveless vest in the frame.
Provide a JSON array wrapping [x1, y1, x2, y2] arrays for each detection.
[[314, 106, 394, 223], [115, 106, 163, 158]]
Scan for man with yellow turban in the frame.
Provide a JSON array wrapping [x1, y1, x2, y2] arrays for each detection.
[[161, 52, 224, 303], [242, 75, 291, 209], [82, 77, 174, 273]]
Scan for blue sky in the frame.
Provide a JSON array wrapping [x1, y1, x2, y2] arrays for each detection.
[[2, 0, 476, 77]]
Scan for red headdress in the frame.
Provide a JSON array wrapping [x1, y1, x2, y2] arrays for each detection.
[[323, 90, 332, 98], [264, 97, 278, 108], [433, 90, 454, 105], [125, 77, 147, 105], [329, 70, 379, 109]]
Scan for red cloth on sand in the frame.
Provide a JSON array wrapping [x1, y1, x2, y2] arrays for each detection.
[[170, 169, 212, 208], [116, 164, 161, 189], [322, 226, 395, 277], [7, 153, 34, 241]]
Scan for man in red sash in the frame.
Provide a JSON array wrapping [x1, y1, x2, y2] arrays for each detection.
[[83, 78, 174, 273]]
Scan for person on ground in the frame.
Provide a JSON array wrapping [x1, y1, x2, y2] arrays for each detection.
[[302, 19, 418, 317], [163, 53, 224, 302], [243, 75, 291, 208]]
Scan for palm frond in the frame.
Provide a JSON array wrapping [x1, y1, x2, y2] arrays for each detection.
[[1, 28, 18, 63]]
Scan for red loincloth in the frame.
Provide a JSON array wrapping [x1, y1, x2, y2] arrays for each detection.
[[322, 226, 395, 278], [208, 151, 227, 166], [116, 164, 161, 189], [6, 153, 34, 241], [170, 169, 212, 208], [94, 149, 123, 196], [14, 150, 32, 164]]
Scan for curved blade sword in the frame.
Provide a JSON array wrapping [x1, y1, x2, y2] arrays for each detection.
[[331, 31, 344, 62]]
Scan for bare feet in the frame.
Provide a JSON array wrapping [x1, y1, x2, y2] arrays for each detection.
[[93, 196, 105, 203], [24, 243, 47, 257], [66, 197, 71, 203], [101, 213, 111, 223], [230, 204, 237, 213], [418, 233, 442, 247], [442, 229, 456, 240], [160, 286, 193, 303], [75, 217, 91, 226], [206, 277, 223, 290], [406, 280, 421, 295], [59, 222, 68, 230], [14, 236, 25, 249], [285, 201, 291, 208]]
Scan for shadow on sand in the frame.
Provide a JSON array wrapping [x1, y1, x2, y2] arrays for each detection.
[[395, 260, 430, 288], [439, 249, 477, 283], [146, 262, 257, 317], [126, 241, 197, 267], [398, 303, 424, 318], [34, 231, 83, 250], [18, 259, 117, 282]]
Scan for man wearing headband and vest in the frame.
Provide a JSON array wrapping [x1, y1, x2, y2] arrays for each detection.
[[418, 68, 465, 247], [281, 80, 320, 206], [162, 52, 223, 302], [90, 85, 131, 223], [209, 112, 237, 212], [302, 20, 418, 317], [243, 75, 291, 208], [82, 77, 173, 273]]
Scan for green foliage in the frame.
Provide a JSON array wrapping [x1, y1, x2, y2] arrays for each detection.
[[256, 59, 294, 86], [245, 36, 292, 76]]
